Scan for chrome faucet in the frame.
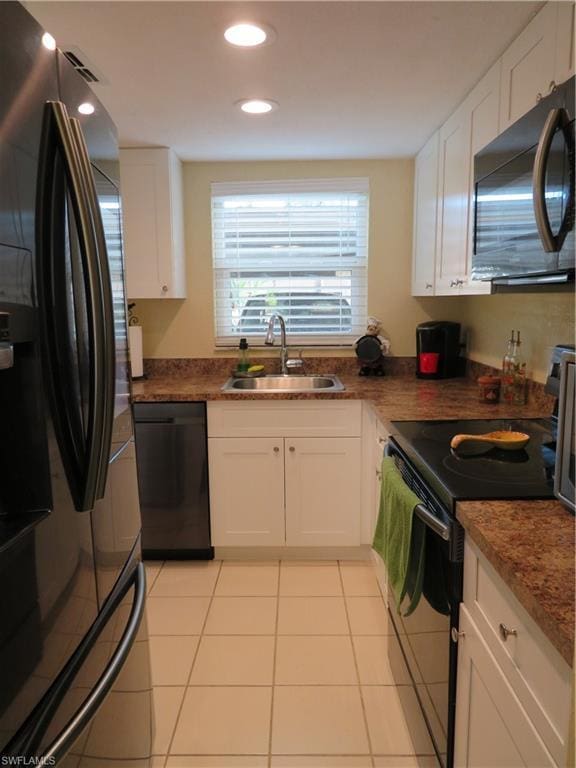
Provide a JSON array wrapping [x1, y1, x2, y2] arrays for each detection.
[[264, 314, 302, 375]]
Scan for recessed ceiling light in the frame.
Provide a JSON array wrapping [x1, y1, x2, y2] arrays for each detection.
[[42, 32, 56, 51], [78, 102, 95, 115], [237, 99, 278, 115], [224, 22, 274, 47]]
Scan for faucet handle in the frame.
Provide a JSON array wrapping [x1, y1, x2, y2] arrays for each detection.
[[286, 358, 304, 369]]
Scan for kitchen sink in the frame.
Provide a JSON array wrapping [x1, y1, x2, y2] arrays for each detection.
[[221, 374, 345, 393]]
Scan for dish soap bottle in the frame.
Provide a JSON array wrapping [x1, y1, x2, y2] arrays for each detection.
[[237, 337, 250, 373], [502, 330, 527, 404]]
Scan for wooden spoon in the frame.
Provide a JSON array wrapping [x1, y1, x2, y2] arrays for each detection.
[[450, 431, 530, 451]]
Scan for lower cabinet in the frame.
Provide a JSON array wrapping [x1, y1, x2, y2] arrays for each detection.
[[455, 540, 572, 767], [209, 436, 362, 547], [454, 606, 555, 768], [208, 437, 285, 546]]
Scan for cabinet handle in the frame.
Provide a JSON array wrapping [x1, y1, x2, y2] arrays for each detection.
[[536, 92, 543, 103], [498, 623, 517, 641], [376, 469, 382, 480], [450, 279, 458, 288], [273, 446, 280, 453], [549, 80, 557, 93], [378, 437, 387, 445], [289, 446, 295, 453], [451, 627, 465, 643], [425, 282, 432, 289], [161, 284, 168, 293]]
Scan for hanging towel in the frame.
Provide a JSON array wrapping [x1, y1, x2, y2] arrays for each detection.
[[422, 531, 451, 616], [372, 456, 426, 616]]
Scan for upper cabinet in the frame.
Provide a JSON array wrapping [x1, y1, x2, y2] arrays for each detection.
[[500, 2, 575, 133], [435, 102, 471, 294], [434, 62, 500, 296], [411, 1, 574, 298], [554, 1, 576, 86], [499, 3, 559, 133], [411, 132, 439, 296], [120, 147, 186, 299], [461, 60, 501, 294]]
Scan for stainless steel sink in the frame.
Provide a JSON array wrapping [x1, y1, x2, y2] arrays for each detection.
[[221, 374, 345, 393]]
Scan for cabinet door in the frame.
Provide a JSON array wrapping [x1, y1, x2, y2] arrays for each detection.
[[435, 102, 471, 294], [499, 3, 557, 133], [412, 131, 439, 296], [208, 438, 285, 546], [454, 607, 555, 768], [555, 1, 575, 86], [285, 437, 361, 546], [120, 148, 186, 299], [461, 61, 501, 296]]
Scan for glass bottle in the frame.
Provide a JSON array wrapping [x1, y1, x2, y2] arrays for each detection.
[[502, 330, 527, 404]]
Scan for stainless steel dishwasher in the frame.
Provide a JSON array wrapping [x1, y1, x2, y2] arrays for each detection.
[[133, 402, 213, 559]]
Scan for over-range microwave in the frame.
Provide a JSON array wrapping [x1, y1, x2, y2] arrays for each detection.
[[472, 76, 575, 291]]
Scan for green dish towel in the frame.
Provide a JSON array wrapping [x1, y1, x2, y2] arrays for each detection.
[[373, 456, 426, 616]]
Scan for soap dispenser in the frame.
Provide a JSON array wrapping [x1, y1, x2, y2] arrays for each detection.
[[237, 337, 250, 372]]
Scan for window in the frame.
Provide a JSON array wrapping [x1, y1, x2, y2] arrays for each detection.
[[211, 178, 369, 346]]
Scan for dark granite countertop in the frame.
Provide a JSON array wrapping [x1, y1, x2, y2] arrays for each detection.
[[457, 500, 574, 666], [131, 371, 551, 424]]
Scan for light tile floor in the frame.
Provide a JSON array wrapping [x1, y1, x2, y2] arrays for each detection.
[[144, 560, 440, 768]]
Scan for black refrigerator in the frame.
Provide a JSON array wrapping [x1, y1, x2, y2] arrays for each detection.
[[0, 3, 153, 765]]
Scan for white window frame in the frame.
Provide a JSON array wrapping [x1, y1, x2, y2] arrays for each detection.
[[211, 178, 369, 347]]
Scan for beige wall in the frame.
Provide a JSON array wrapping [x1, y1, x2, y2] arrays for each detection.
[[132, 159, 574, 381], [133, 159, 466, 359], [461, 293, 575, 383]]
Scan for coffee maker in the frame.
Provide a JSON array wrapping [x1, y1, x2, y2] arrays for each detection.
[[416, 321, 462, 379]]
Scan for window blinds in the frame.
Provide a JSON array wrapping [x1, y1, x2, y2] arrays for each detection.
[[211, 178, 369, 346]]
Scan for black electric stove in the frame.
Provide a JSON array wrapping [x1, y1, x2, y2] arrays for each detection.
[[389, 418, 556, 512]]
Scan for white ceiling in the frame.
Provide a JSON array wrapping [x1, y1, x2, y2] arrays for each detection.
[[27, 1, 543, 160]]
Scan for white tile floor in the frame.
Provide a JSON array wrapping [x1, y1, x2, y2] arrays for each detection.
[[144, 560, 439, 768]]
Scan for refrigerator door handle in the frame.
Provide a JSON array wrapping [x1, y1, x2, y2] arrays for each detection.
[[68, 118, 116, 500], [4, 562, 146, 763], [37, 101, 107, 512], [39, 562, 146, 764]]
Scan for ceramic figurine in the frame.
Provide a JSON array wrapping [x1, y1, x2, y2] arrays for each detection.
[[355, 317, 390, 376]]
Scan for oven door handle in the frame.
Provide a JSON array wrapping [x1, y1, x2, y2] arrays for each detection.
[[414, 503, 451, 541]]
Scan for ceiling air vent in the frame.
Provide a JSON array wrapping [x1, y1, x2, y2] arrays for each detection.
[[61, 47, 108, 85]]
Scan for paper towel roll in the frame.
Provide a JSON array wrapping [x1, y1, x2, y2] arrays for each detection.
[[128, 325, 143, 378]]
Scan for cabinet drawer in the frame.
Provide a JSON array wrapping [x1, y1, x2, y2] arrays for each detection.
[[207, 400, 362, 438], [463, 539, 571, 766]]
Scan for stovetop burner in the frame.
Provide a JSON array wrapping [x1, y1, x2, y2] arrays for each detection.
[[390, 418, 556, 510]]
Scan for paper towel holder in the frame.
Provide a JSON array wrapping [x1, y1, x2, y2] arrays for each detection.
[[128, 303, 145, 379]]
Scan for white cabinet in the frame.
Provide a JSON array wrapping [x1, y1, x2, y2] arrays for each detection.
[[435, 102, 471, 295], [285, 437, 361, 546], [454, 606, 555, 768], [207, 402, 363, 549], [208, 438, 285, 546], [456, 539, 572, 767], [499, 1, 575, 132], [120, 147, 186, 299], [411, 131, 439, 296], [209, 436, 361, 548], [554, 1, 575, 86], [426, 62, 500, 296], [461, 61, 501, 295]]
